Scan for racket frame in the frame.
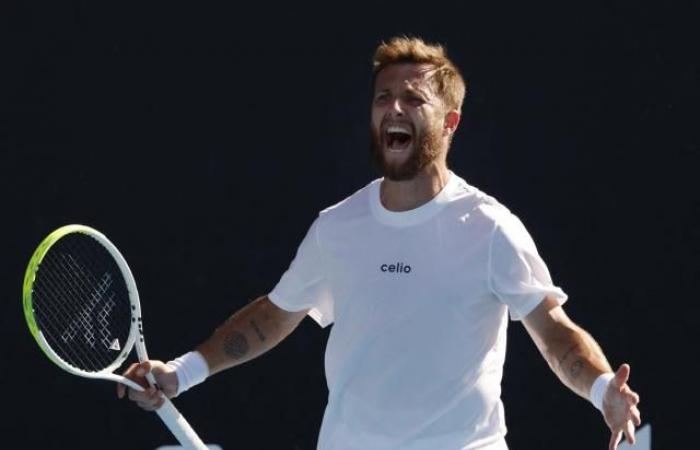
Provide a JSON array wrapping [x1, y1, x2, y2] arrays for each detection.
[[24, 225, 141, 388], [23, 224, 208, 450]]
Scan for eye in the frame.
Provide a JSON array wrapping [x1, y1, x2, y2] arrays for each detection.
[[374, 93, 389, 104], [406, 95, 425, 106]]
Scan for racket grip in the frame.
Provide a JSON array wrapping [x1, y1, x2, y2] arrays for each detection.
[[155, 397, 209, 450]]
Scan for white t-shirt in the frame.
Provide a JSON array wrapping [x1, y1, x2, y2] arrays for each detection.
[[269, 172, 567, 450]]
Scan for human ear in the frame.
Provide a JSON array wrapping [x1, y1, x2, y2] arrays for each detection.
[[444, 110, 461, 135]]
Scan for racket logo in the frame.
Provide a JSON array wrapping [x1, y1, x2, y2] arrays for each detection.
[[109, 338, 121, 351], [60, 270, 117, 349]]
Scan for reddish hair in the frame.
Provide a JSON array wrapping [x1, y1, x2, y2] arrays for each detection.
[[373, 36, 467, 111]]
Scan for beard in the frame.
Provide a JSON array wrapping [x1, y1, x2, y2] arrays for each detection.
[[371, 119, 444, 181]]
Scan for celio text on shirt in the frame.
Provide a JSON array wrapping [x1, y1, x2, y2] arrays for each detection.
[[380, 262, 412, 274]]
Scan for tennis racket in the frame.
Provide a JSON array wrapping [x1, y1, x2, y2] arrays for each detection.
[[23, 224, 208, 450]]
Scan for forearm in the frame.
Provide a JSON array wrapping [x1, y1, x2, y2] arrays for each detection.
[[195, 295, 307, 376], [540, 322, 613, 399], [523, 297, 615, 400]]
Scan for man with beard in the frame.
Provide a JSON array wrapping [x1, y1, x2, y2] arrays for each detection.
[[118, 37, 641, 450]]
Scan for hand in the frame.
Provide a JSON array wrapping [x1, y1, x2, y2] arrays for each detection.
[[116, 360, 178, 411], [603, 364, 641, 450]]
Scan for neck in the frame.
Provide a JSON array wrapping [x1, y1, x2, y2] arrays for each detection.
[[380, 162, 450, 212]]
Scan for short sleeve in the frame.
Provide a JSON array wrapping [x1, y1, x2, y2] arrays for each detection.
[[268, 217, 334, 327], [488, 213, 568, 321]]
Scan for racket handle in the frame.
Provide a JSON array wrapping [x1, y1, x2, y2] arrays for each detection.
[[155, 397, 209, 450]]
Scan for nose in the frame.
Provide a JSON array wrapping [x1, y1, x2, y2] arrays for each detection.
[[388, 98, 404, 117]]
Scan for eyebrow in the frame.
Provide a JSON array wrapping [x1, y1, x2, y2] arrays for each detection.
[[405, 82, 431, 98], [406, 87, 428, 98], [374, 86, 429, 98]]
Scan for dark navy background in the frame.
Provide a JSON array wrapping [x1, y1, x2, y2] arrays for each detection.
[[2, 2, 697, 449]]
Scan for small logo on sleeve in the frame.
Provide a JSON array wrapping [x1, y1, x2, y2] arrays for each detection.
[[380, 262, 412, 274]]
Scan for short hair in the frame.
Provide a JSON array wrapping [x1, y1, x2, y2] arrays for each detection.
[[372, 36, 467, 112]]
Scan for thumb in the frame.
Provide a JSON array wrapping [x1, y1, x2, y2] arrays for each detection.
[[613, 363, 630, 389]]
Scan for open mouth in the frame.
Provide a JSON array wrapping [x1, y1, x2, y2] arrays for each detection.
[[384, 125, 413, 152]]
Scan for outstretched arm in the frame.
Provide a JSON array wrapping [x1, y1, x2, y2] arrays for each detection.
[[522, 296, 641, 450], [117, 295, 308, 408], [197, 295, 309, 375]]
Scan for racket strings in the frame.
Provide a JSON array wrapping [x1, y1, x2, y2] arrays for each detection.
[[40, 247, 109, 339], [35, 254, 114, 371], [32, 234, 133, 372], [37, 245, 130, 370], [35, 259, 115, 371], [41, 252, 104, 328], [56, 251, 115, 344]]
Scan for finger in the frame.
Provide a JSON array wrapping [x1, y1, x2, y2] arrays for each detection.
[[613, 364, 630, 389], [128, 385, 158, 402], [119, 362, 152, 393], [137, 402, 159, 411], [154, 391, 166, 409], [121, 362, 142, 377], [609, 430, 623, 450], [127, 387, 143, 402], [136, 390, 165, 410], [625, 389, 640, 405], [619, 383, 639, 400], [135, 360, 152, 378], [631, 406, 641, 426], [624, 419, 636, 444]]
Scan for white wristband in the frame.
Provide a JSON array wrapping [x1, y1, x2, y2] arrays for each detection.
[[166, 351, 210, 397], [590, 372, 614, 412]]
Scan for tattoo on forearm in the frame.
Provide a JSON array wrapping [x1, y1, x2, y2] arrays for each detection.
[[558, 344, 579, 368], [558, 343, 585, 380], [223, 331, 249, 360], [250, 319, 266, 342], [570, 360, 584, 379]]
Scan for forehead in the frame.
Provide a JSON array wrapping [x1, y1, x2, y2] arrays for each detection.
[[374, 63, 436, 93]]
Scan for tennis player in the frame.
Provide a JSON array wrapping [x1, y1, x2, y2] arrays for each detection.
[[118, 36, 641, 450]]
